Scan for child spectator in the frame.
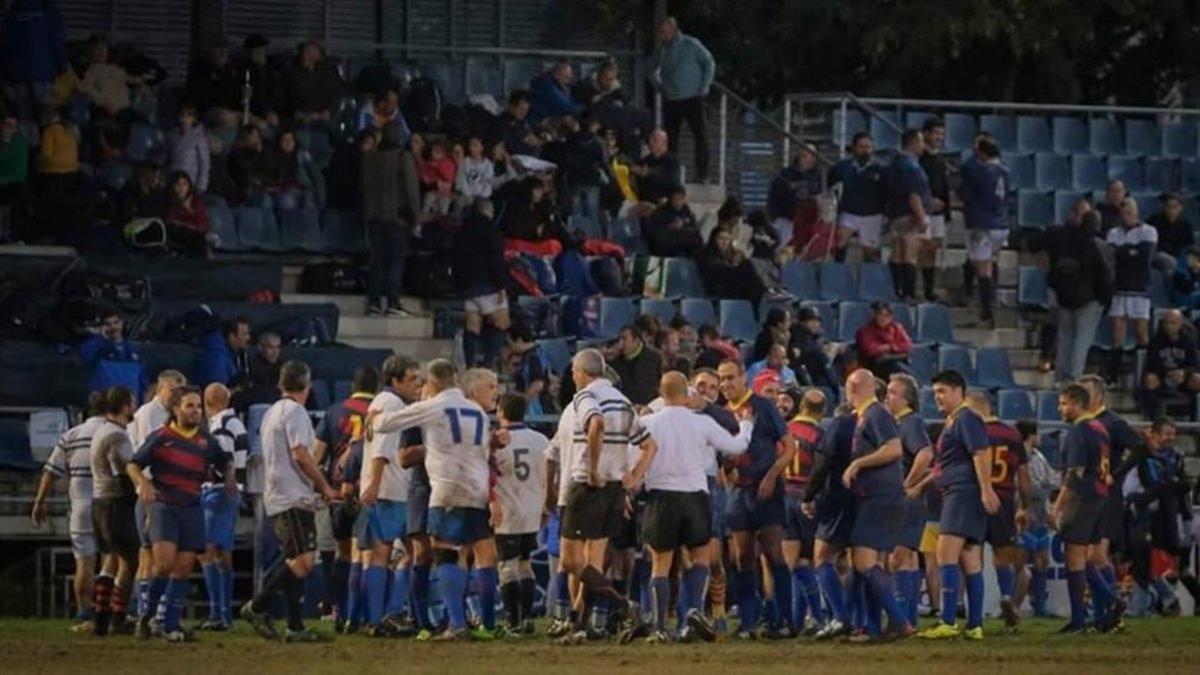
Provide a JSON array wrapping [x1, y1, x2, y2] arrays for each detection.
[[166, 101, 211, 193], [418, 139, 456, 216], [162, 170, 211, 255], [455, 136, 496, 201]]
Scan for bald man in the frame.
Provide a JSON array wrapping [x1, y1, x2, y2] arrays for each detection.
[[637, 372, 751, 643], [631, 129, 681, 203], [198, 383, 248, 631]]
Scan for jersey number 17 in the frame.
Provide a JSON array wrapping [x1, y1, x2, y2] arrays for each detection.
[[445, 408, 485, 445]]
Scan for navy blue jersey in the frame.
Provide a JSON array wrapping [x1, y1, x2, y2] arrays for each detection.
[[852, 401, 903, 497], [132, 425, 227, 507], [728, 393, 789, 486], [830, 157, 886, 216], [933, 405, 989, 492], [896, 409, 931, 475], [815, 412, 856, 499], [1064, 414, 1111, 501], [343, 441, 364, 488], [403, 427, 429, 489], [961, 156, 1009, 230], [1093, 408, 1141, 482], [884, 152, 932, 219]]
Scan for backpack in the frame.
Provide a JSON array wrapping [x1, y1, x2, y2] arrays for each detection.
[[123, 217, 169, 250], [157, 305, 220, 344], [59, 267, 152, 309], [404, 77, 443, 133], [264, 315, 333, 347]]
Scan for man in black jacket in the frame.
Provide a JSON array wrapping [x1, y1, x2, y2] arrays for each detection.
[[361, 124, 420, 317], [644, 186, 702, 257], [607, 325, 663, 406], [451, 200, 511, 369], [918, 118, 951, 302], [1043, 208, 1113, 382], [631, 129, 680, 203], [1140, 309, 1200, 418]]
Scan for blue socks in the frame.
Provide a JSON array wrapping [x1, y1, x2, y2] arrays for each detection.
[[1030, 567, 1048, 616], [436, 563, 468, 630], [202, 562, 221, 620], [863, 574, 882, 636], [995, 564, 1016, 599], [411, 564, 432, 629], [794, 566, 824, 626], [552, 570, 571, 620], [866, 566, 907, 628], [145, 577, 167, 624], [770, 564, 793, 629], [677, 575, 691, 627], [1086, 564, 1113, 627], [387, 567, 411, 618], [345, 562, 362, 626], [816, 562, 847, 623], [850, 570, 866, 630], [894, 570, 920, 626], [365, 565, 388, 626], [965, 571, 984, 629], [938, 564, 960, 625], [475, 567, 499, 630], [734, 568, 760, 632], [163, 578, 187, 633], [333, 559, 350, 621], [1067, 569, 1087, 629], [651, 577, 670, 631], [683, 565, 708, 618]]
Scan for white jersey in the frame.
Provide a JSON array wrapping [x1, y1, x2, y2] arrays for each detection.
[[569, 378, 650, 484], [44, 416, 104, 534], [90, 419, 135, 500], [547, 404, 577, 508], [374, 388, 491, 509], [494, 425, 549, 535], [261, 397, 320, 516], [128, 398, 169, 450], [363, 389, 411, 502], [642, 406, 751, 492], [207, 408, 248, 490]]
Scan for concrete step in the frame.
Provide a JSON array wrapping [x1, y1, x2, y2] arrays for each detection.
[[684, 182, 727, 205], [1014, 369, 1056, 390], [953, 328, 1025, 349], [338, 337, 455, 360], [339, 315, 435, 339], [949, 307, 1019, 328], [280, 293, 426, 317]]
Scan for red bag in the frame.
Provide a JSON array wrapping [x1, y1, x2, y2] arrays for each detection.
[[790, 197, 837, 262], [580, 238, 626, 263]]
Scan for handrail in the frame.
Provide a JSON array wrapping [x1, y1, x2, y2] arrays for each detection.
[[325, 40, 638, 60], [788, 92, 1200, 118], [842, 92, 904, 133], [711, 81, 837, 168]]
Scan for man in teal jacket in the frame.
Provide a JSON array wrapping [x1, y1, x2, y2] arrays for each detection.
[[652, 17, 715, 182]]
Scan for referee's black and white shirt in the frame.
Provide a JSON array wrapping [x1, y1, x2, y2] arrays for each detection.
[[569, 378, 650, 484], [207, 408, 248, 490], [44, 416, 104, 533], [641, 405, 751, 493]]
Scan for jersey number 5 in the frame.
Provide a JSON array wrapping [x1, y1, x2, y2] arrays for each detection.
[[512, 448, 531, 481], [989, 445, 1008, 485], [445, 408, 485, 445]]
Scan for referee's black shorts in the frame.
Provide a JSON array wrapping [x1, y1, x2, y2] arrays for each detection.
[[562, 481, 625, 541], [641, 489, 712, 552], [92, 496, 140, 564], [271, 508, 318, 559]]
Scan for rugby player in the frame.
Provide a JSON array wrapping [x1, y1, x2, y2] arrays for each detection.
[[885, 374, 932, 627], [543, 400, 577, 637], [198, 383, 248, 631], [87, 387, 139, 636], [803, 402, 856, 639], [1014, 420, 1058, 617], [783, 389, 827, 635]]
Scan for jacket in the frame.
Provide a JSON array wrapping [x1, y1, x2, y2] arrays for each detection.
[[634, 152, 681, 203], [455, 157, 495, 199], [79, 335, 146, 402], [767, 165, 822, 221], [418, 156, 457, 196], [166, 124, 211, 193], [451, 212, 506, 296], [1, 0, 67, 82], [0, 130, 30, 185], [1043, 224, 1114, 309], [360, 146, 420, 227], [163, 198, 209, 234], [37, 121, 77, 174], [185, 55, 241, 112], [529, 72, 582, 123], [1145, 331, 1198, 379], [1149, 213, 1194, 258], [196, 330, 247, 387], [653, 33, 715, 101], [608, 344, 663, 406], [644, 203, 703, 258], [1171, 258, 1200, 309], [288, 61, 341, 115], [855, 321, 912, 361]]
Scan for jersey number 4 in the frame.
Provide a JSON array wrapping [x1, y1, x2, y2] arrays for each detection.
[[445, 408, 485, 445]]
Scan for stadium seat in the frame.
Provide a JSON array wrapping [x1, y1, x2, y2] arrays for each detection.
[[126, 122, 164, 162], [204, 196, 241, 251], [1052, 116, 1089, 154], [997, 389, 1035, 421], [309, 379, 331, 411], [333, 379, 352, 402], [609, 218, 647, 255], [0, 419, 37, 470], [1182, 158, 1200, 192], [1017, 115, 1052, 153], [568, 214, 604, 241], [800, 301, 838, 341], [663, 258, 707, 298], [1162, 120, 1198, 158], [1017, 190, 1054, 228], [818, 262, 857, 302], [1088, 117, 1123, 155], [831, 109, 866, 147], [639, 298, 676, 324], [980, 114, 1016, 151], [1053, 191, 1086, 225], [909, 343, 936, 384], [891, 302, 915, 336], [1131, 191, 1160, 221], [920, 387, 944, 419], [1145, 157, 1179, 193], [1150, 269, 1172, 308], [719, 299, 758, 343], [855, 262, 896, 302], [278, 207, 323, 252], [321, 209, 366, 253], [1034, 153, 1072, 190], [869, 110, 901, 150], [1125, 118, 1161, 156], [598, 297, 636, 340], [537, 338, 572, 377], [680, 298, 716, 329], [1003, 152, 1036, 190], [234, 207, 281, 251], [943, 113, 977, 153], [1106, 155, 1144, 191], [977, 347, 1017, 389], [837, 301, 872, 346], [1071, 154, 1107, 191], [916, 303, 956, 344], [1018, 266, 1050, 310], [758, 296, 795, 326], [905, 111, 935, 130], [937, 345, 977, 385], [1036, 390, 1061, 422], [782, 261, 820, 299]]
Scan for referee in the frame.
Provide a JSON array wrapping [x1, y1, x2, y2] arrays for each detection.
[[241, 360, 339, 642]]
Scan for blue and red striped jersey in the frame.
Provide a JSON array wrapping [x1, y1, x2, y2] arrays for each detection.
[[132, 424, 228, 507]]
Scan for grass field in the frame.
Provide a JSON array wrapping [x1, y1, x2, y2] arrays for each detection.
[[2, 617, 1198, 674]]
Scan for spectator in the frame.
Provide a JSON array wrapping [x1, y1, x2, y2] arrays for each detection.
[[496, 90, 540, 157], [529, 61, 581, 124], [767, 146, 822, 247], [573, 59, 637, 149], [789, 305, 837, 390], [266, 128, 323, 209], [631, 128, 680, 204], [1170, 247, 1200, 309], [417, 138, 456, 216], [644, 185, 702, 257], [553, 113, 607, 222], [1106, 197, 1158, 380], [1042, 209, 1112, 381], [884, 128, 933, 301], [654, 326, 691, 374], [161, 171, 211, 255], [918, 118, 951, 301], [652, 16, 715, 183], [36, 106, 79, 243], [698, 225, 767, 303], [453, 200, 510, 368], [854, 300, 913, 378], [752, 307, 790, 363], [197, 316, 251, 387], [501, 176, 565, 258], [509, 323, 554, 416], [79, 307, 145, 402], [670, 315, 699, 363], [186, 37, 240, 127], [288, 40, 340, 121], [1141, 309, 1200, 418], [166, 101, 211, 194], [746, 342, 799, 389], [239, 34, 286, 124], [232, 330, 284, 411], [326, 128, 375, 210], [489, 140, 520, 191], [960, 134, 1009, 328], [1, 0, 67, 127], [227, 124, 272, 205], [830, 132, 886, 261], [361, 124, 420, 317], [693, 323, 740, 370], [355, 86, 409, 148], [454, 136, 497, 202], [0, 114, 30, 241], [78, 36, 132, 117], [1097, 179, 1127, 232], [117, 160, 165, 227], [1149, 193, 1193, 272], [744, 209, 781, 260], [607, 325, 663, 405]]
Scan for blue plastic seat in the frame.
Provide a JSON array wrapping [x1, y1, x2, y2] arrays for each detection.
[[1053, 117, 1089, 155], [1037, 390, 1062, 422], [920, 387, 944, 419], [321, 209, 365, 253], [977, 347, 1017, 389], [1088, 118, 1123, 155], [1071, 154, 1107, 191], [1017, 190, 1054, 228], [1182, 158, 1200, 192], [909, 343, 936, 384], [127, 122, 164, 162], [537, 338, 572, 376], [1145, 158, 1179, 193], [943, 113, 977, 153], [568, 214, 604, 241], [680, 298, 716, 329], [782, 261, 820, 299], [1162, 120, 1198, 158], [0, 418, 38, 470], [1018, 266, 1050, 310], [1054, 191, 1086, 225], [937, 346, 977, 386], [234, 207, 281, 251], [916, 303, 955, 344], [1125, 119, 1161, 156], [1150, 269, 1172, 308], [609, 218, 647, 255], [855, 262, 896, 302], [203, 195, 240, 251], [719, 299, 758, 343], [663, 258, 707, 298], [980, 114, 1016, 151], [1017, 116, 1052, 153], [1131, 191, 1160, 222], [831, 109, 866, 148], [869, 111, 901, 150], [1003, 152, 1036, 190], [818, 262, 857, 302], [638, 298, 676, 324], [837, 301, 872, 346], [891, 303, 916, 337], [599, 297, 637, 340], [998, 389, 1035, 421], [800, 301, 838, 341], [1107, 155, 1144, 191], [308, 379, 331, 411], [905, 111, 936, 130], [1034, 153, 1072, 190], [278, 207, 323, 252]]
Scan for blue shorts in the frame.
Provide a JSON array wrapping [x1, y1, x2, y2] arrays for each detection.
[[898, 496, 926, 551], [147, 501, 205, 552], [545, 507, 562, 558], [783, 491, 815, 543], [939, 488, 987, 544], [814, 492, 856, 546], [850, 493, 905, 551], [1019, 525, 1052, 553], [201, 486, 239, 551], [707, 476, 727, 540], [355, 499, 408, 549], [726, 482, 786, 533], [407, 484, 430, 536], [135, 498, 152, 548], [428, 506, 492, 546]]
